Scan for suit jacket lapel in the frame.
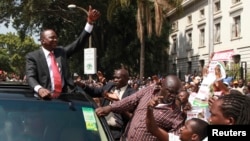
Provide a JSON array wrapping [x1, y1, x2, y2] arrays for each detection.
[[39, 48, 50, 75], [122, 88, 129, 99], [101, 83, 115, 106]]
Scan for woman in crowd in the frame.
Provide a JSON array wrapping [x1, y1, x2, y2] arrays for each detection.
[[209, 91, 250, 125]]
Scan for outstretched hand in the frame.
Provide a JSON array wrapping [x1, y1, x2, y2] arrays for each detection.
[[87, 5, 101, 24], [147, 95, 164, 109], [96, 105, 112, 117], [97, 71, 106, 84], [74, 79, 85, 88], [103, 90, 119, 101]]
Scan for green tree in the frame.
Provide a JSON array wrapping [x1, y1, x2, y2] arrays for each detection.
[[0, 33, 39, 77], [0, 45, 11, 71], [0, 0, 178, 79], [0, 0, 103, 76], [107, 0, 182, 78], [100, 5, 139, 78]]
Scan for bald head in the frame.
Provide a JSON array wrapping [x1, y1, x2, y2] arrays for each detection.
[[162, 75, 182, 94], [159, 75, 182, 105]]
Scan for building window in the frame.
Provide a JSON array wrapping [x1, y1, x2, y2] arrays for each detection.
[[214, 1, 221, 12], [172, 37, 177, 54], [199, 60, 205, 74], [199, 28, 205, 46], [214, 23, 221, 43], [172, 64, 177, 75], [187, 15, 192, 25], [187, 62, 192, 74], [200, 9, 205, 19], [232, 0, 241, 4], [231, 16, 241, 39], [186, 32, 192, 48], [171, 21, 178, 31]]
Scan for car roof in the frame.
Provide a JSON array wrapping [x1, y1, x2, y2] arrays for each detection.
[[0, 82, 94, 103], [0, 81, 115, 141]]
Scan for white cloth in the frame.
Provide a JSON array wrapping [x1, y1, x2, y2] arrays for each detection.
[[168, 133, 208, 141], [168, 133, 180, 141]]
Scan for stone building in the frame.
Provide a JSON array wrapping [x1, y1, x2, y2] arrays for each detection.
[[166, 0, 249, 81]]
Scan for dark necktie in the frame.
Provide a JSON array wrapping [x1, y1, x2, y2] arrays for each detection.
[[50, 52, 62, 98]]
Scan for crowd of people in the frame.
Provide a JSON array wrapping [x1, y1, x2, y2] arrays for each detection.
[[0, 71, 25, 82], [1, 5, 250, 141], [91, 70, 250, 141]]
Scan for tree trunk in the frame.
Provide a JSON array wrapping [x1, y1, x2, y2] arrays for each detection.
[[140, 28, 145, 79]]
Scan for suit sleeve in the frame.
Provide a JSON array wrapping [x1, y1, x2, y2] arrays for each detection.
[[25, 52, 40, 89], [84, 86, 104, 97], [64, 30, 91, 58]]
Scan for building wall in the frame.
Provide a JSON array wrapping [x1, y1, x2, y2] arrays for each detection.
[[167, 0, 250, 79]]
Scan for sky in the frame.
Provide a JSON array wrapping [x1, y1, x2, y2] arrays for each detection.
[[0, 23, 16, 34], [0, 22, 40, 43]]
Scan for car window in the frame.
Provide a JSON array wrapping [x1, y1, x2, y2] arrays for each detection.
[[0, 99, 109, 141]]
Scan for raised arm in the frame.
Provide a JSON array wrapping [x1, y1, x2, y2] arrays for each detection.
[[146, 96, 169, 141]]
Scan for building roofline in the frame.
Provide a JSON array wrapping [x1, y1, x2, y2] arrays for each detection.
[[166, 0, 197, 17]]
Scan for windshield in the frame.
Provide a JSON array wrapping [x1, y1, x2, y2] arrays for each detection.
[[0, 99, 108, 141]]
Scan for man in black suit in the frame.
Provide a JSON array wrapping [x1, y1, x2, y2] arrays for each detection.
[[25, 5, 100, 99], [75, 68, 136, 141]]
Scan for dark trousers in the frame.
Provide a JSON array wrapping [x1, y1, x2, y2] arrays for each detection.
[[109, 126, 123, 141]]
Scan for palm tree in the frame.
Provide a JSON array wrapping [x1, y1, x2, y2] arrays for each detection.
[[107, 0, 182, 79]]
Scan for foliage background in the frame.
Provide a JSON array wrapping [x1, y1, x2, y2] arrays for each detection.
[[0, 0, 172, 80]]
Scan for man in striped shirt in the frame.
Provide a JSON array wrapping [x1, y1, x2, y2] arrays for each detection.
[[96, 75, 185, 141]]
